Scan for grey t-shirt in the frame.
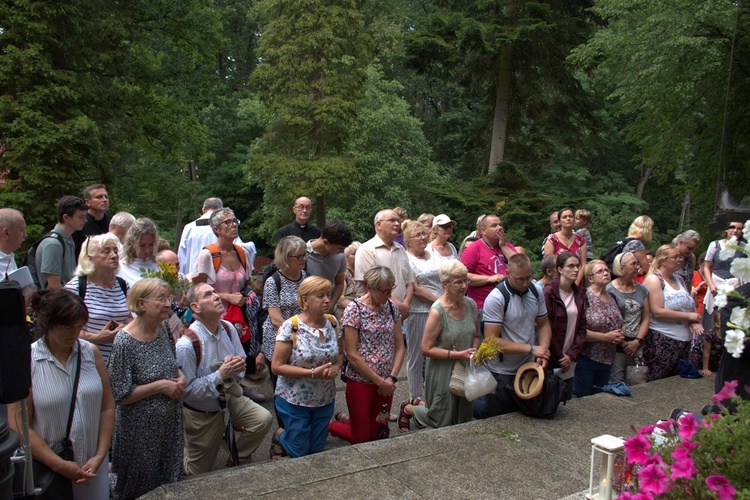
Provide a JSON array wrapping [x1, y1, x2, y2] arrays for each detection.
[[606, 282, 649, 339], [305, 241, 346, 285], [482, 282, 547, 376], [36, 225, 76, 288]]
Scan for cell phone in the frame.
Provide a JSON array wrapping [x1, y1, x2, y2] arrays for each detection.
[[108, 321, 118, 330]]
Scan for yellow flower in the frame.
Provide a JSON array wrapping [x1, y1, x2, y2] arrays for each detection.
[[473, 337, 503, 365]]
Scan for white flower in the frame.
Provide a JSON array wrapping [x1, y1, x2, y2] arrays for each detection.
[[714, 292, 728, 310], [724, 329, 747, 359], [719, 236, 739, 260], [730, 307, 750, 330], [745, 242, 750, 255], [730, 257, 750, 284], [744, 220, 750, 241]]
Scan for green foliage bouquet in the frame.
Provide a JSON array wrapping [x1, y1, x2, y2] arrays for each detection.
[[617, 381, 749, 499]]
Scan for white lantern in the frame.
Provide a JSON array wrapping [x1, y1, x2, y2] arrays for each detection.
[[586, 434, 625, 500]]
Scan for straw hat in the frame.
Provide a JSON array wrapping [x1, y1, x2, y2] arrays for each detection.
[[514, 362, 545, 399], [239, 363, 270, 387]]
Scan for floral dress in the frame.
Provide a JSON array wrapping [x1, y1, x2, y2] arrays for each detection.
[[108, 329, 183, 500], [342, 299, 402, 383], [275, 317, 341, 407], [548, 233, 586, 258]]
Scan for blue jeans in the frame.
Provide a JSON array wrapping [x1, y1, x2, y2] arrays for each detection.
[[275, 398, 334, 458], [573, 355, 612, 397]]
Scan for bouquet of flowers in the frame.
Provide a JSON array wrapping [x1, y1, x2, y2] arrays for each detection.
[[140, 261, 190, 297], [714, 220, 750, 359], [617, 381, 748, 499], [472, 336, 503, 364]]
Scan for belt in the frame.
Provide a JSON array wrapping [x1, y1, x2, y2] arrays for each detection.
[[183, 402, 220, 414]]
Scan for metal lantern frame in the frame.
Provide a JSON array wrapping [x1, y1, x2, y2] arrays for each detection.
[[586, 434, 625, 500]]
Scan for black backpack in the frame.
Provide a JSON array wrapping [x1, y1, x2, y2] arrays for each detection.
[[77, 275, 128, 298], [0, 277, 31, 403], [599, 237, 637, 271], [22, 231, 66, 288]]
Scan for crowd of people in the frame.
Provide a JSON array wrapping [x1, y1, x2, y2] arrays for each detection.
[[1, 187, 747, 498]]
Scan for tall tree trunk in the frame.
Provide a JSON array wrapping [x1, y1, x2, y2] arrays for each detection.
[[316, 194, 326, 228], [636, 163, 654, 198], [488, 43, 514, 174]]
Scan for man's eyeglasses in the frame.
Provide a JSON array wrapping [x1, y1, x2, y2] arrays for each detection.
[[379, 217, 400, 224], [220, 218, 240, 227]]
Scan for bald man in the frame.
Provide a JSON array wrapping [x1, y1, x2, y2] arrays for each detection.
[[275, 196, 321, 242], [0, 208, 27, 276]]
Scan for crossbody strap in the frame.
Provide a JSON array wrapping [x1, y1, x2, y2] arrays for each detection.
[[64, 342, 82, 443]]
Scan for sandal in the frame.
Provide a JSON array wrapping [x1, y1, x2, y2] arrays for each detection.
[[333, 411, 349, 424], [398, 401, 411, 433], [270, 429, 287, 461], [410, 397, 423, 406]]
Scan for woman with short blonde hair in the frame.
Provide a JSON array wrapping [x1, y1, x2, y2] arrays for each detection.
[[118, 218, 160, 287], [65, 233, 130, 364]]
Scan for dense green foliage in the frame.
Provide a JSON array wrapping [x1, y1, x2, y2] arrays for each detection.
[[1, 0, 747, 260]]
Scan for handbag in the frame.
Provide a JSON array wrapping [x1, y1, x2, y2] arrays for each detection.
[[625, 358, 649, 386], [13, 342, 81, 500], [449, 360, 466, 397]]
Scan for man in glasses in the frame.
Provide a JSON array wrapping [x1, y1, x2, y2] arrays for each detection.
[[33, 196, 89, 288], [275, 196, 321, 243], [354, 209, 414, 319], [473, 254, 551, 419]]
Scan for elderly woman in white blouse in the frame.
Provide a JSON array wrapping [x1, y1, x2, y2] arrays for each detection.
[[402, 220, 443, 401]]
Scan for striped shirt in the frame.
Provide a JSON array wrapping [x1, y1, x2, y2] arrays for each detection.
[[65, 277, 130, 364], [31, 340, 103, 465]]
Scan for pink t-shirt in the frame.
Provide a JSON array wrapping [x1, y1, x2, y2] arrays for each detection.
[[460, 239, 517, 309], [547, 233, 586, 257]]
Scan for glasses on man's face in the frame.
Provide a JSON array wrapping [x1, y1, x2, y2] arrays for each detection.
[[220, 218, 240, 227], [290, 253, 307, 261], [379, 217, 399, 224], [508, 273, 532, 284]]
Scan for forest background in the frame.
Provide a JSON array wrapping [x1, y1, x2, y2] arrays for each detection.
[[2, 0, 749, 267]]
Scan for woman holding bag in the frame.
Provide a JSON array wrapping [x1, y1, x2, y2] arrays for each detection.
[[9, 289, 115, 500], [397, 260, 479, 432], [328, 266, 405, 444], [607, 252, 650, 385]]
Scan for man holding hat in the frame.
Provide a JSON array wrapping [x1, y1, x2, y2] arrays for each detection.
[[176, 283, 272, 474], [472, 254, 552, 419]]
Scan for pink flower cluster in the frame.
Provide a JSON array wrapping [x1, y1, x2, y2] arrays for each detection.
[[615, 382, 739, 500]]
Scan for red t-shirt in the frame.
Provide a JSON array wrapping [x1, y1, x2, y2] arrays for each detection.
[[460, 239, 517, 309]]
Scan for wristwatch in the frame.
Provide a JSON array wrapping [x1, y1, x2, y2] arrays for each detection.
[[387, 375, 398, 383]]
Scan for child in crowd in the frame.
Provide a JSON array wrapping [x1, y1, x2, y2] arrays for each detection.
[[575, 209, 594, 260]]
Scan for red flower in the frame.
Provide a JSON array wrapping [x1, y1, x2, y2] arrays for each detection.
[[712, 380, 738, 407]]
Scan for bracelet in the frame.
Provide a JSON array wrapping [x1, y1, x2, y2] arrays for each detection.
[[311, 367, 315, 379], [529, 344, 534, 355], [388, 375, 398, 383]]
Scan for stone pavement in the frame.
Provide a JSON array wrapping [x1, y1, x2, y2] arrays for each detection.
[[143, 374, 714, 499]]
